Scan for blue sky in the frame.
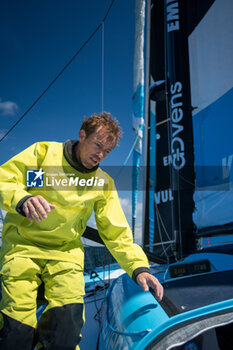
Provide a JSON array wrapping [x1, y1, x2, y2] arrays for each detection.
[[0, 0, 145, 242]]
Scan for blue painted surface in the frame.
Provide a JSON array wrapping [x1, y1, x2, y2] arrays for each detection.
[[98, 272, 169, 350], [98, 252, 233, 349]]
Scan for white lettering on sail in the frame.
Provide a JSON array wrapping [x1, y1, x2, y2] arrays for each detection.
[[155, 189, 174, 204], [170, 81, 185, 170], [167, 0, 180, 32], [222, 154, 233, 179]]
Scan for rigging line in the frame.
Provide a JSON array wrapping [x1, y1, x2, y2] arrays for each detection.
[[156, 207, 172, 241], [0, 0, 116, 144], [114, 133, 140, 181], [156, 117, 170, 127], [123, 134, 140, 166], [178, 173, 195, 186], [101, 21, 105, 112], [102, 0, 116, 22], [155, 204, 169, 263]]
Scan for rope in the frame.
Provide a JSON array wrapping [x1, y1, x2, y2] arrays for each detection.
[[101, 21, 105, 112], [0, 0, 116, 143]]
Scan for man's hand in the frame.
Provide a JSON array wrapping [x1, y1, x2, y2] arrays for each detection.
[[136, 272, 164, 301], [23, 195, 56, 222]]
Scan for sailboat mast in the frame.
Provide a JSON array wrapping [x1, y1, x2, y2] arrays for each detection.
[[165, 0, 195, 258], [132, 0, 146, 237]]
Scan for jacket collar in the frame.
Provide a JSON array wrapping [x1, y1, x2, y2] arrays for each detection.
[[63, 140, 99, 173]]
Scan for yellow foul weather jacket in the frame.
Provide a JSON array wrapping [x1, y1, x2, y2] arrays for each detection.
[[0, 141, 149, 278]]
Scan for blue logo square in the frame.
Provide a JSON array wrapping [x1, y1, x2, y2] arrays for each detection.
[[26, 169, 44, 187]]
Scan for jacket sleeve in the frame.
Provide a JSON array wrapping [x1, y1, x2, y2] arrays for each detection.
[[0, 142, 47, 214], [94, 178, 149, 278]]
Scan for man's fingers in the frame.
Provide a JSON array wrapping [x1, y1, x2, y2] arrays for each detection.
[[137, 274, 150, 292], [37, 196, 56, 213], [23, 196, 55, 222], [25, 200, 42, 222], [139, 279, 149, 292], [32, 197, 49, 219], [148, 276, 164, 301], [23, 202, 33, 222], [136, 272, 164, 301]]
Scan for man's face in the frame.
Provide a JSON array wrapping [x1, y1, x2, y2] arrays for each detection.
[[76, 126, 116, 169]]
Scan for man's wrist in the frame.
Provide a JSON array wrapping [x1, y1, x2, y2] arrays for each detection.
[[132, 267, 150, 283], [16, 195, 33, 216]]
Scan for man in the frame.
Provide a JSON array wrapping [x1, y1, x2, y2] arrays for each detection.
[[0, 112, 163, 350]]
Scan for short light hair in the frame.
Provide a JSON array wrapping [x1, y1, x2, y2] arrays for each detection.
[[80, 112, 122, 146]]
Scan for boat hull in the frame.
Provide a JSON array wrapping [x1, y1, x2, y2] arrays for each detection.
[[98, 252, 233, 350]]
